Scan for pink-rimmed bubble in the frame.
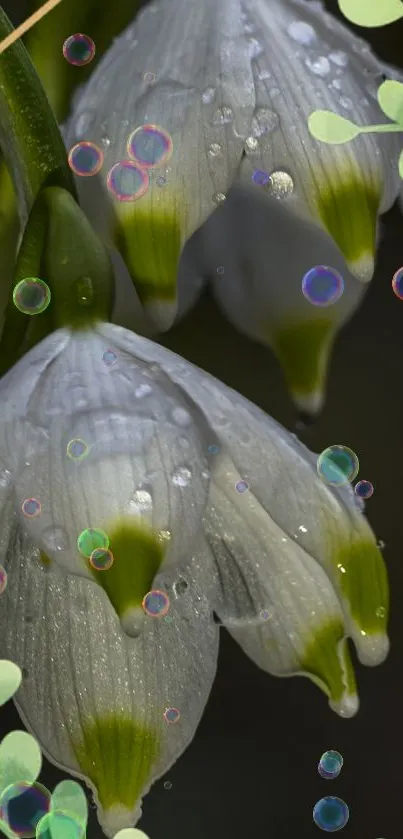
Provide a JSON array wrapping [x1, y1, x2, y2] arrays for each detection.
[[392, 266, 403, 300], [68, 142, 104, 177], [163, 707, 180, 724], [21, 497, 42, 518], [107, 160, 149, 201], [0, 565, 7, 595], [89, 547, 114, 571], [142, 589, 170, 617], [127, 124, 173, 170], [62, 33, 96, 66], [354, 480, 374, 499]]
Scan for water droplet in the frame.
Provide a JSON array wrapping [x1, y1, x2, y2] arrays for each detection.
[[0, 467, 13, 490], [201, 86, 216, 104], [132, 489, 153, 511], [74, 111, 94, 138], [156, 529, 171, 544], [330, 79, 342, 91], [208, 142, 222, 157], [212, 192, 226, 205], [339, 97, 354, 110], [246, 37, 263, 58], [74, 276, 94, 307], [171, 407, 192, 426], [376, 606, 386, 618], [100, 136, 111, 148], [42, 526, 70, 552], [211, 106, 234, 125], [173, 578, 188, 597], [164, 781, 172, 790], [251, 107, 280, 136], [287, 21, 317, 45], [305, 56, 331, 77], [135, 383, 153, 398], [245, 136, 259, 151], [329, 50, 348, 67], [377, 539, 385, 550], [172, 467, 192, 487], [266, 170, 294, 199]]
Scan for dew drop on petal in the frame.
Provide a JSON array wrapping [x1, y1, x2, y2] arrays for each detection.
[[62, 33, 96, 66], [266, 171, 294, 199], [89, 547, 114, 571], [354, 479, 374, 499], [142, 589, 170, 617], [171, 407, 192, 426], [107, 161, 149, 201], [313, 796, 349, 831], [132, 489, 153, 511], [42, 526, 70, 553], [392, 266, 403, 299], [212, 192, 226, 205], [208, 143, 222, 157], [317, 445, 359, 486], [21, 497, 42, 518], [305, 56, 331, 76], [251, 107, 280, 136], [0, 781, 51, 838], [318, 750, 344, 779], [172, 467, 192, 487], [201, 86, 216, 104], [143, 71, 156, 84], [245, 136, 259, 151], [301, 266, 344, 307], [13, 278, 51, 315], [329, 50, 349, 67], [163, 707, 180, 723], [0, 565, 7, 595], [211, 106, 234, 125], [173, 578, 188, 597], [134, 383, 153, 398], [77, 528, 109, 558], [68, 142, 104, 176], [127, 124, 173, 169], [287, 21, 317, 45]]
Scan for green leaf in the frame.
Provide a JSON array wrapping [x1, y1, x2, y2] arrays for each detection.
[[377, 80, 403, 124], [308, 111, 361, 145], [0, 6, 76, 223], [338, 0, 403, 27]]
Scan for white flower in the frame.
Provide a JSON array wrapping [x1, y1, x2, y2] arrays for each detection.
[[0, 322, 389, 835], [63, 0, 403, 414]]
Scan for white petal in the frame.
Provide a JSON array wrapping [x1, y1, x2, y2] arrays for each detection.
[[64, 0, 256, 329], [0, 526, 218, 836]]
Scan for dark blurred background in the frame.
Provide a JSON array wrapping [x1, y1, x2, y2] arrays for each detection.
[[1, 1, 403, 838]]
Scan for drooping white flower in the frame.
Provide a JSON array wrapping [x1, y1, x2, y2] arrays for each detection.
[[0, 322, 389, 835], [63, 0, 403, 414]]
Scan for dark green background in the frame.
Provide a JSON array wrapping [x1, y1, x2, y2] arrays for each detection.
[[1, 2, 403, 838]]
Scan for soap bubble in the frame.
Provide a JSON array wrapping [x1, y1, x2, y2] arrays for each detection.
[[107, 161, 149, 201], [0, 781, 51, 838], [317, 445, 359, 486], [21, 498, 41, 518], [142, 589, 170, 617], [89, 548, 114, 571], [68, 142, 104, 177], [252, 169, 270, 185], [318, 750, 344, 779], [77, 528, 109, 558], [66, 439, 89, 461], [0, 566, 7, 595], [313, 796, 349, 831], [163, 707, 180, 724], [235, 480, 250, 493], [36, 809, 84, 839], [302, 265, 344, 306], [127, 124, 173, 169], [354, 479, 374, 499], [62, 33, 96, 66], [13, 278, 51, 315], [392, 266, 403, 300]]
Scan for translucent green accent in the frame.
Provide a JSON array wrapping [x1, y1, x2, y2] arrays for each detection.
[[88, 520, 165, 619], [300, 620, 356, 702], [271, 318, 333, 396], [114, 209, 181, 303], [39, 552, 52, 567], [334, 538, 389, 634], [72, 715, 159, 812], [316, 172, 380, 265]]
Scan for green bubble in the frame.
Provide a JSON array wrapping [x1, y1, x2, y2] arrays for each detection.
[[36, 809, 84, 839], [0, 732, 42, 791], [338, 0, 403, 27], [0, 660, 22, 706], [50, 781, 88, 832], [77, 528, 109, 558], [12, 278, 51, 315], [377, 79, 403, 124]]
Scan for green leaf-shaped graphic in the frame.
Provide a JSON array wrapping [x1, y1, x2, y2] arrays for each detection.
[[377, 80, 403, 124], [308, 111, 361, 145], [398, 149, 403, 179], [338, 0, 403, 27]]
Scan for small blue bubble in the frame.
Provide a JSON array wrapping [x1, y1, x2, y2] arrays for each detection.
[[318, 750, 343, 780], [252, 169, 270, 186], [208, 445, 220, 455], [313, 797, 349, 832], [302, 265, 344, 307], [235, 480, 249, 493]]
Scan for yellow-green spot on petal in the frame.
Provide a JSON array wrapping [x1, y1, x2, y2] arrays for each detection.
[[300, 619, 356, 704], [270, 317, 334, 399], [334, 538, 389, 634], [113, 207, 181, 304], [315, 170, 381, 271], [72, 715, 160, 813], [88, 519, 165, 621], [39, 551, 52, 567]]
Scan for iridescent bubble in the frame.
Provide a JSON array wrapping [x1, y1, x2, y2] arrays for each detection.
[[302, 265, 344, 307], [216, 266, 225, 275], [143, 71, 156, 84], [163, 781, 172, 790], [127, 124, 173, 169], [208, 445, 220, 454], [317, 445, 359, 486], [107, 160, 149, 201], [313, 797, 349, 832], [102, 349, 117, 366], [163, 707, 180, 724], [68, 142, 104, 177], [89, 548, 114, 571], [142, 589, 170, 617], [77, 528, 109, 558], [252, 169, 270, 186], [36, 809, 84, 839], [354, 479, 374, 499], [13, 278, 51, 315], [0, 565, 8, 595], [21, 498, 41, 518], [392, 267, 403, 300], [0, 781, 51, 838], [62, 33, 96, 66], [155, 176, 167, 187], [318, 750, 344, 780], [235, 480, 250, 493], [66, 439, 89, 461]]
